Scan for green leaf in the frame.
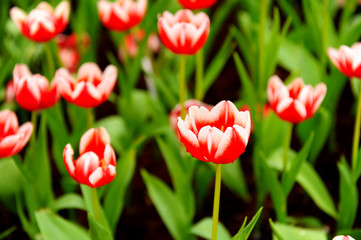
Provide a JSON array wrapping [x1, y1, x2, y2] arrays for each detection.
[[191, 218, 231, 240], [50, 193, 86, 212], [0, 226, 16, 240], [231, 207, 263, 240], [282, 132, 314, 196], [35, 209, 90, 240], [104, 149, 136, 232], [260, 153, 287, 222], [219, 160, 250, 201], [270, 221, 327, 240], [156, 136, 196, 222], [88, 214, 113, 240], [141, 170, 190, 240], [337, 158, 358, 230], [268, 149, 338, 219]]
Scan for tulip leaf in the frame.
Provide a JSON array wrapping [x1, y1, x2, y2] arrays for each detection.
[[35, 208, 89, 240], [141, 170, 190, 240], [231, 207, 263, 240], [297, 108, 331, 164], [260, 153, 287, 222], [0, 158, 22, 211], [268, 149, 338, 219], [337, 158, 358, 230], [282, 132, 314, 196], [88, 214, 113, 240], [190, 218, 231, 240], [0, 226, 16, 240], [50, 193, 86, 212], [156, 136, 196, 222], [103, 149, 136, 233], [270, 221, 327, 240]]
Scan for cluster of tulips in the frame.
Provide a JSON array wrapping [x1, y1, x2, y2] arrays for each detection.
[[2, 0, 361, 239]]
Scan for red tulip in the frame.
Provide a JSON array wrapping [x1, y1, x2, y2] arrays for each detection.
[[5, 80, 15, 104], [178, 0, 217, 9], [267, 76, 327, 123], [170, 99, 212, 131], [98, 0, 147, 32], [158, 9, 210, 55], [333, 236, 355, 240], [55, 63, 117, 108], [177, 100, 251, 164], [328, 43, 361, 78], [63, 127, 116, 188], [13, 64, 60, 111], [0, 110, 33, 158], [10, 1, 70, 42]]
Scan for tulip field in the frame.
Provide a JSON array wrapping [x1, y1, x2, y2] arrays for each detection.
[[2, 0, 361, 239]]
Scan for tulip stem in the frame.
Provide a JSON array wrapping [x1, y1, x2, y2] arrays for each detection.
[[92, 187, 100, 222], [211, 164, 222, 240], [195, 49, 204, 101], [30, 111, 38, 144], [44, 42, 55, 79], [283, 123, 293, 175], [180, 55, 187, 118], [352, 86, 361, 170], [86, 108, 94, 129]]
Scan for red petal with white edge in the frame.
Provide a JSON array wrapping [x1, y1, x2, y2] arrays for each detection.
[[177, 118, 202, 160], [15, 78, 42, 111], [79, 127, 109, 157], [71, 82, 102, 108], [0, 134, 21, 158], [74, 152, 100, 185], [327, 47, 341, 70], [214, 127, 242, 164], [12, 122, 33, 154], [97, 65, 117, 100], [188, 105, 211, 134], [89, 167, 104, 187], [197, 126, 223, 163], [234, 110, 251, 129], [103, 144, 116, 166], [0, 110, 19, 137], [311, 83, 327, 115], [78, 63, 102, 82], [63, 144, 76, 178], [288, 78, 305, 98], [13, 64, 32, 88], [10, 7, 27, 31]]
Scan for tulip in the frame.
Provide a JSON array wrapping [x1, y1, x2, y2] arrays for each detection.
[[267, 76, 327, 123], [0, 110, 33, 158], [55, 63, 117, 108], [5, 80, 15, 104], [158, 9, 210, 55], [10, 1, 70, 42], [333, 236, 355, 240], [328, 43, 361, 79], [178, 0, 217, 10], [177, 100, 251, 164], [170, 99, 212, 132], [13, 64, 60, 111], [98, 0, 147, 32], [63, 127, 116, 188], [147, 33, 161, 54]]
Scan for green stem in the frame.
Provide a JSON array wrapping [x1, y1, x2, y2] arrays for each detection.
[[320, 0, 329, 71], [258, 0, 267, 99], [195, 49, 204, 101], [352, 85, 361, 170], [86, 108, 94, 129], [44, 42, 55, 79], [179, 55, 187, 119], [283, 123, 293, 176], [211, 164, 222, 240], [92, 187, 100, 222], [30, 111, 38, 145]]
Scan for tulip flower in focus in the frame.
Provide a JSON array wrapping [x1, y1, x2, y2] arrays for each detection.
[[169, 99, 212, 131], [177, 100, 251, 164], [55, 62, 117, 108], [13, 64, 60, 111], [0, 110, 33, 158], [158, 9, 210, 55], [63, 127, 116, 188], [10, 1, 70, 42], [178, 0, 217, 10], [333, 236, 355, 240], [328, 43, 361, 79], [267, 76, 327, 123], [56, 33, 90, 73], [98, 0, 147, 32]]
